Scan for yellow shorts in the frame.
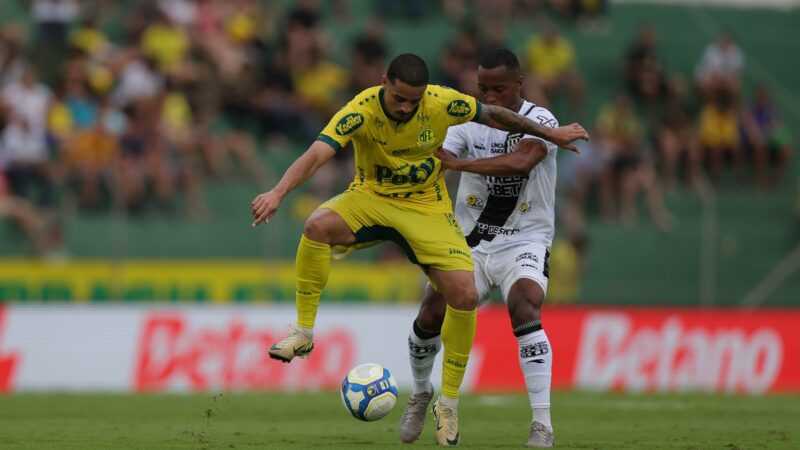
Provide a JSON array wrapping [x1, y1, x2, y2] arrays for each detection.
[[320, 188, 473, 272]]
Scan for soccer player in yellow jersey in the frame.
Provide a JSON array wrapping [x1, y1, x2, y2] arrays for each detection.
[[251, 53, 587, 446]]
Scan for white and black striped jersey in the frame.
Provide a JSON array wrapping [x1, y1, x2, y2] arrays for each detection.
[[443, 100, 559, 253]]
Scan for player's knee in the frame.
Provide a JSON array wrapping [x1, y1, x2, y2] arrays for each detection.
[[302, 217, 326, 242], [445, 283, 478, 310]]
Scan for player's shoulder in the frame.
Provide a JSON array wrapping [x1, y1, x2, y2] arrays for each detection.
[[344, 86, 383, 115], [426, 84, 475, 108], [522, 101, 559, 129]]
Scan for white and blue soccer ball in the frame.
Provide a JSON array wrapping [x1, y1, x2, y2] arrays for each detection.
[[340, 363, 399, 421]]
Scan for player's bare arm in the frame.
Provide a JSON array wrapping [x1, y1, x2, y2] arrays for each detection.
[[251, 140, 336, 227], [436, 139, 547, 177], [477, 103, 588, 152]]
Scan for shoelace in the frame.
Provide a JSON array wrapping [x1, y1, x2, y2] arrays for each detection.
[[440, 406, 458, 437]]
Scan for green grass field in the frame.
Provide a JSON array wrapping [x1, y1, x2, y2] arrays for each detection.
[[0, 391, 797, 449]]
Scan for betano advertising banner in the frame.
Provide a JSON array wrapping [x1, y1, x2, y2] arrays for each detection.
[[0, 304, 797, 394]]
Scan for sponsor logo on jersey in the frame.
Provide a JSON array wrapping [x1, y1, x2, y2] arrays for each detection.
[[490, 142, 507, 154], [375, 157, 436, 186], [373, 117, 385, 128], [335, 113, 364, 136], [417, 128, 435, 147], [536, 114, 558, 128], [444, 212, 461, 232], [447, 100, 472, 117], [416, 112, 430, 123], [448, 248, 470, 258], [519, 201, 532, 213], [474, 222, 520, 236], [466, 195, 485, 209], [372, 137, 388, 146], [391, 148, 411, 156]]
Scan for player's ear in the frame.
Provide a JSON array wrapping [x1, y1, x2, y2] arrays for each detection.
[[381, 74, 388, 88], [516, 75, 524, 91]]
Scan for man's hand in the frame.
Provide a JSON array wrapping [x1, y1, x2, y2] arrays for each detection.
[[548, 123, 589, 153], [251, 191, 282, 227], [434, 148, 461, 170]]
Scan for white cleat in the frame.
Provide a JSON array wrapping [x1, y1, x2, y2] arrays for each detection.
[[268, 325, 314, 363], [399, 387, 434, 443], [431, 397, 460, 446], [526, 421, 554, 448]]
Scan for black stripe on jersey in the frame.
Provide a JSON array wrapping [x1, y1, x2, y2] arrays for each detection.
[[465, 103, 537, 248], [465, 194, 520, 247]]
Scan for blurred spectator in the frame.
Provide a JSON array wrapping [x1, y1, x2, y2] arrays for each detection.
[[70, 14, 112, 59], [697, 88, 745, 183], [623, 25, 667, 110], [32, 0, 80, 84], [695, 31, 744, 100], [743, 87, 794, 189], [61, 99, 121, 210], [596, 93, 674, 230], [656, 76, 702, 189], [350, 19, 387, 95], [291, 44, 349, 120], [0, 68, 55, 207], [523, 23, 585, 118], [549, 0, 610, 33], [375, 0, 426, 21], [0, 25, 27, 86], [438, 24, 480, 96], [140, 9, 191, 77], [0, 169, 55, 256]]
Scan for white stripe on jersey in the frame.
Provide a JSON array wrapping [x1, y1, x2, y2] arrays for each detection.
[[442, 100, 559, 253]]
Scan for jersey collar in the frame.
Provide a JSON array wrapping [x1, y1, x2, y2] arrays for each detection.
[[378, 87, 419, 125]]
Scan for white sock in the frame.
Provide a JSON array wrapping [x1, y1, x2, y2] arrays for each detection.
[[438, 394, 458, 408], [517, 328, 552, 429], [408, 321, 441, 395]]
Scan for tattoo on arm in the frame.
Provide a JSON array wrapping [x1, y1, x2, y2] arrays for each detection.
[[479, 104, 552, 140]]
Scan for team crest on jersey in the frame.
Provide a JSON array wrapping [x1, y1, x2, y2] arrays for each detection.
[[506, 132, 523, 152], [335, 113, 364, 136], [519, 201, 532, 213], [417, 128, 435, 147], [446, 100, 472, 117]]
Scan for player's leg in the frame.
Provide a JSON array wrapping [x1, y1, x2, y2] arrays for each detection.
[[506, 278, 554, 448], [268, 206, 356, 363], [497, 243, 554, 448], [428, 267, 478, 446], [400, 251, 491, 443], [399, 284, 445, 443]]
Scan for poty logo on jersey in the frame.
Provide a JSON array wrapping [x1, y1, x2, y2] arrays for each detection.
[[335, 113, 364, 136], [447, 100, 472, 117], [375, 157, 436, 186]]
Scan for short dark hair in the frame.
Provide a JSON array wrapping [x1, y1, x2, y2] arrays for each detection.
[[386, 53, 429, 87], [479, 48, 521, 72]]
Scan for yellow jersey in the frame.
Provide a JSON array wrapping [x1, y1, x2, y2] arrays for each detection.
[[318, 85, 481, 208]]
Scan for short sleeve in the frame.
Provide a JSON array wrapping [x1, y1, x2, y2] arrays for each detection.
[[438, 87, 481, 125], [442, 123, 469, 158], [317, 101, 366, 151], [523, 107, 560, 153]]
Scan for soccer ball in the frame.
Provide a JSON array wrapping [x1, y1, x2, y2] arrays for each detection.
[[340, 363, 399, 421]]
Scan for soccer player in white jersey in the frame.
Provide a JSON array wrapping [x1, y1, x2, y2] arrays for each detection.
[[399, 49, 566, 448]]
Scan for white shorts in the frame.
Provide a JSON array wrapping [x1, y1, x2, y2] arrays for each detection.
[[473, 241, 550, 305]]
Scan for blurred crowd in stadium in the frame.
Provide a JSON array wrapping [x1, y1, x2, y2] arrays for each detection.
[[0, 0, 795, 258]]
